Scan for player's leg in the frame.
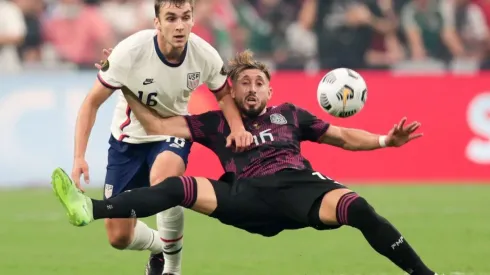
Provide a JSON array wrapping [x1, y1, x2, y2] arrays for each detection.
[[52, 168, 279, 237], [315, 187, 437, 275], [51, 169, 218, 222], [103, 137, 162, 256], [145, 138, 191, 275]]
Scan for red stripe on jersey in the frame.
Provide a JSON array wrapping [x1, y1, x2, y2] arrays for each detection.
[[118, 105, 132, 141], [118, 134, 129, 141], [97, 73, 123, 90], [119, 105, 132, 131]]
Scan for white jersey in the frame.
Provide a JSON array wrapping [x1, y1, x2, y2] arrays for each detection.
[[98, 30, 227, 144]]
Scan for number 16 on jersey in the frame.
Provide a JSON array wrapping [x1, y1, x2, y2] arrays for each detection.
[[137, 91, 158, 107]]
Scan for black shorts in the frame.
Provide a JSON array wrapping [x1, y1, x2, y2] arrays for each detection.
[[208, 169, 348, 237]]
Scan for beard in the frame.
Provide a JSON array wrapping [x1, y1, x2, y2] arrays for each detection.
[[235, 99, 267, 118]]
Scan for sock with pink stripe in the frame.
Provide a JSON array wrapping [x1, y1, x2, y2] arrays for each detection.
[[91, 176, 198, 219], [336, 192, 434, 275]]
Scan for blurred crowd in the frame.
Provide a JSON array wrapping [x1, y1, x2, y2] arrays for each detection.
[[1, 0, 490, 73]]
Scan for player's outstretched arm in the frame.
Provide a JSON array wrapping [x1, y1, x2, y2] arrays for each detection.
[[121, 87, 192, 140], [73, 81, 114, 191], [214, 85, 253, 151], [319, 117, 423, 151]]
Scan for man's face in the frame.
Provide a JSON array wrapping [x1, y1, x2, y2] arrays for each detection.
[[155, 2, 194, 49], [231, 69, 272, 118]]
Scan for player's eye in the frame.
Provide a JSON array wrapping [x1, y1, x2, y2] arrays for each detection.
[[167, 17, 176, 22], [183, 16, 191, 21]]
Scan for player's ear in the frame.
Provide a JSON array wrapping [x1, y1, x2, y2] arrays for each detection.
[[154, 17, 161, 32], [267, 86, 273, 100]]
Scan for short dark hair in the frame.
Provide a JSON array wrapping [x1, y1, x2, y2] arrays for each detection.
[[154, 0, 195, 17], [227, 50, 271, 82]]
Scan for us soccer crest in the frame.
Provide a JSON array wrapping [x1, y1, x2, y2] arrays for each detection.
[[270, 113, 287, 125], [187, 72, 201, 90], [104, 184, 113, 198]]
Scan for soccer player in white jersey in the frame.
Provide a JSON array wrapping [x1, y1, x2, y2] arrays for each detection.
[[70, 1, 253, 274]]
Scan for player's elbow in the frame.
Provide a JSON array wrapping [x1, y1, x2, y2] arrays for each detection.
[[78, 97, 101, 118]]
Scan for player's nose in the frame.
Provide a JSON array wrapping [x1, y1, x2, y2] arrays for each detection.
[[176, 20, 186, 29]]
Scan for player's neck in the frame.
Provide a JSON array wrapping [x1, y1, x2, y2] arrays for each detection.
[[157, 35, 186, 64], [242, 108, 268, 119]]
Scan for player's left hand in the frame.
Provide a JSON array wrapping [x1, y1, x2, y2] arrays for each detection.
[[94, 48, 113, 70], [226, 128, 253, 152], [385, 117, 423, 147]]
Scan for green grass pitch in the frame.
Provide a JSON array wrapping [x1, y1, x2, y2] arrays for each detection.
[[1, 185, 489, 275]]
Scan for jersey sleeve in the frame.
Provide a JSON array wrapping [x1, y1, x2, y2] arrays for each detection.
[[3, 3, 26, 37], [205, 48, 228, 93], [97, 42, 132, 90], [296, 106, 330, 142], [184, 111, 225, 147]]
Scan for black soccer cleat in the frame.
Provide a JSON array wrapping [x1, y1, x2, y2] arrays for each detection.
[[145, 252, 164, 275]]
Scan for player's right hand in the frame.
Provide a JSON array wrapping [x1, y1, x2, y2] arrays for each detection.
[[94, 48, 113, 70], [71, 158, 90, 193]]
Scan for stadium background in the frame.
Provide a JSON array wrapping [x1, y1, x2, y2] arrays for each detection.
[[1, 0, 489, 274]]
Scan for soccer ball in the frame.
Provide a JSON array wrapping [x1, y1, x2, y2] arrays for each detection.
[[317, 68, 368, 118]]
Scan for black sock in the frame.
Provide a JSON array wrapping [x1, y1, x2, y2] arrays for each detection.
[[91, 176, 198, 220], [336, 192, 434, 275]]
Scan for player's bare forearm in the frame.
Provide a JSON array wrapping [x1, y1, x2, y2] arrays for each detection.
[[121, 87, 191, 139], [74, 80, 113, 158], [215, 87, 245, 132], [74, 101, 100, 159], [319, 125, 381, 151]]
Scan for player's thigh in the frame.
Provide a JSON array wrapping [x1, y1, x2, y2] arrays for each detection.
[[147, 137, 192, 186], [272, 169, 349, 228], [317, 188, 354, 225], [189, 177, 219, 215], [208, 177, 282, 236], [104, 136, 148, 239], [104, 135, 150, 199]]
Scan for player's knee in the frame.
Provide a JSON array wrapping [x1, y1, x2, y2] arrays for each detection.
[[339, 195, 380, 229], [149, 173, 166, 186], [105, 225, 134, 250], [149, 152, 186, 186]]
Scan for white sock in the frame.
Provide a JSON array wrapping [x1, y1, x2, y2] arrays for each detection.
[[158, 206, 184, 274], [126, 220, 163, 254]]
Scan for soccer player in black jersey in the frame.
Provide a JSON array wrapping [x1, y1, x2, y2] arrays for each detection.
[[51, 50, 439, 275]]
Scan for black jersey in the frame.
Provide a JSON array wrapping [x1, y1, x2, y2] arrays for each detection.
[[184, 103, 329, 179]]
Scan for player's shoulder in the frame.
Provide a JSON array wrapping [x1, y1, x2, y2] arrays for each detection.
[[187, 33, 222, 63], [199, 109, 224, 118], [271, 103, 316, 117], [114, 29, 155, 54], [191, 109, 225, 123], [108, 29, 155, 66], [272, 102, 300, 112]]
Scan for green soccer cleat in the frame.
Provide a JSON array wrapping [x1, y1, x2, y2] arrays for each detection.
[[51, 167, 94, 226]]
